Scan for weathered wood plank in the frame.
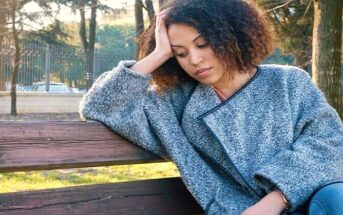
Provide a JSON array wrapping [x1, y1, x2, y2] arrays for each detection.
[[0, 121, 163, 172], [0, 177, 204, 215]]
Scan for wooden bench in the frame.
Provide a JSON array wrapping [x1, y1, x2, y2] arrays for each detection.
[[0, 121, 204, 215]]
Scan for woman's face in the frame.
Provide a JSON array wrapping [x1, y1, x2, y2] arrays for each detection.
[[167, 23, 229, 86]]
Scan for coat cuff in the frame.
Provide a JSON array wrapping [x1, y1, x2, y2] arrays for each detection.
[[97, 60, 152, 95], [253, 166, 309, 212], [115, 60, 152, 79]]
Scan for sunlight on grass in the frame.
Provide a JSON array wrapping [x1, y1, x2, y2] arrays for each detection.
[[0, 162, 179, 193]]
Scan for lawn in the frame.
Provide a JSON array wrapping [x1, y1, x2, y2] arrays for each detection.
[[0, 162, 179, 193], [0, 114, 180, 194]]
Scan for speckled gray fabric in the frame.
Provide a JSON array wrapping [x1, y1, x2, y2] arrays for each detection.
[[79, 60, 343, 215]]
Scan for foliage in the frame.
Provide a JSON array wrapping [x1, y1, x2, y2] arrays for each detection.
[[55, 0, 113, 14], [25, 20, 70, 45], [263, 48, 294, 65], [96, 24, 136, 68], [257, 0, 313, 69], [1, 23, 137, 91]]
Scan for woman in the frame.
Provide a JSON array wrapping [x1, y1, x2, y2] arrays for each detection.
[[79, 0, 343, 214]]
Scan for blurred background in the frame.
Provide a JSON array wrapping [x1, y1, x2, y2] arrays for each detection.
[[0, 0, 342, 117], [0, 0, 341, 194]]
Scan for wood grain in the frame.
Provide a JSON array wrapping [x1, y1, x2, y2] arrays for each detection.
[[0, 177, 204, 215], [0, 121, 163, 172]]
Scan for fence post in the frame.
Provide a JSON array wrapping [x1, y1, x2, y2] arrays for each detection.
[[93, 48, 98, 78], [0, 50, 4, 91], [86, 49, 94, 91], [44, 44, 50, 92]]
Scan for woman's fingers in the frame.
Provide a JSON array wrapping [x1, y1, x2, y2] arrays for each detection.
[[157, 7, 172, 18], [155, 7, 173, 30], [153, 7, 174, 59], [155, 8, 169, 34]]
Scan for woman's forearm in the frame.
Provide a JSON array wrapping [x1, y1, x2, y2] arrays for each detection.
[[130, 51, 171, 75], [131, 8, 173, 75]]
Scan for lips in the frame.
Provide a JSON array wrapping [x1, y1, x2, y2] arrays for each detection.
[[195, 67, 212, 77]]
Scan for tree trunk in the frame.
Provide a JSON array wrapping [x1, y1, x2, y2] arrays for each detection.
[[0, 0, 8, 91], [78, 0, 97, 90], [10, 0, 19, 116], [0, 50, 5, 91], [312, 0, 343, 119], [145, 0, 155, 23], [135, 0, 144, 36], [79, 3, 88, 53], [86, 0, 97, 90]]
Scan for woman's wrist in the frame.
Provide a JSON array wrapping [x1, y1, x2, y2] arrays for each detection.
[[270, 190, 290, 211], [151, 49, 173, 63], [245, 190, 289, 215]]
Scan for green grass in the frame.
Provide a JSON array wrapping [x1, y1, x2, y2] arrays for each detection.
[[0, 162, 179, 193]]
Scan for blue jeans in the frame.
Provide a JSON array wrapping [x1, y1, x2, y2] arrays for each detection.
[[306, 181, 343, 215]]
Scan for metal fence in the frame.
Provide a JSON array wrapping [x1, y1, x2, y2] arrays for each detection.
[[0, 42, 132, 93]]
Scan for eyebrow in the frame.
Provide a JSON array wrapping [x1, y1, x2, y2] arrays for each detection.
[[171, 35, 203, 48]]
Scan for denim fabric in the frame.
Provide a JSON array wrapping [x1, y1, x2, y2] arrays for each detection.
[[307, 182, 343, 215]]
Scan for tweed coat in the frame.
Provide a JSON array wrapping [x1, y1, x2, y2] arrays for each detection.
[[79, 61, 343, 215]]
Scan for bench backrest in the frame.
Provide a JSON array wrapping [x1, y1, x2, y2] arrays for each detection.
[[0, 121, 203, 215]]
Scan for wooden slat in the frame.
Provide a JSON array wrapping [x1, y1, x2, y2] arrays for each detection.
[[0, 121, 163, 172], [0, 177, 204, 215]]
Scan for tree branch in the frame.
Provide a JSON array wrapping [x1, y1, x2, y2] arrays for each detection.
[[266, 0, 294, 12], [302, 0, 313, 18], [138, 0, 148, 11]]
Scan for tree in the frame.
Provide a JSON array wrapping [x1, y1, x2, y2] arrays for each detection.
[[134, 0, 144, 36], [26, 20, 69, 46], [145, 0, 155, 23], [3, 0, 53, 115], [9, 0, 20, 115], [0, 0, 9, 91], [312, 0, 343, 118], [56, 0, 112, 90], [7, 0, 31, 115], [97, 24, 136, 69], [134, 0, 156, 37], [80, 0, 97, 90], [257, 0, 313, 70]]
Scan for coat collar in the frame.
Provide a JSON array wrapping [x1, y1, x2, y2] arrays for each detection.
[[183, 83, 222, 120], [183, 66, 262, 120], [181, 67, 264, 198]]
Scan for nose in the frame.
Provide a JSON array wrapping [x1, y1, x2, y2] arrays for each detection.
[[189, 51, 204, 66]]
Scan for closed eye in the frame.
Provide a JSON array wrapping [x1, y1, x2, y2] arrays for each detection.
[[175, 52, 188, 58], [197, 42, 209, 48]]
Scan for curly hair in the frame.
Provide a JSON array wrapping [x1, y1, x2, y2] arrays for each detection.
[[137, 0, 275, 92]]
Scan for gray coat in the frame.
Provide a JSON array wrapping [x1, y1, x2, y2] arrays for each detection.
[[79, 61, 343, 215]]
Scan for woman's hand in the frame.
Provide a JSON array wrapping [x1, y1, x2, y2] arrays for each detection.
[[130, 8, 173, 74], [153, 8, 174, 59], [241, 191, 287, 215]]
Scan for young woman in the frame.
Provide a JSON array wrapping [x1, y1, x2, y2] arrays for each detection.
[[80, 0, 343, 214]]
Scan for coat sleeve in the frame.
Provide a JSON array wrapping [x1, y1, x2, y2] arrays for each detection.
[[79, 60, 169, 158], [253, 71, 343, 211]]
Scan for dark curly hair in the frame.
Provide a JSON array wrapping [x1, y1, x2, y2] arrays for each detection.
[[137, 0, 275, 91]]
